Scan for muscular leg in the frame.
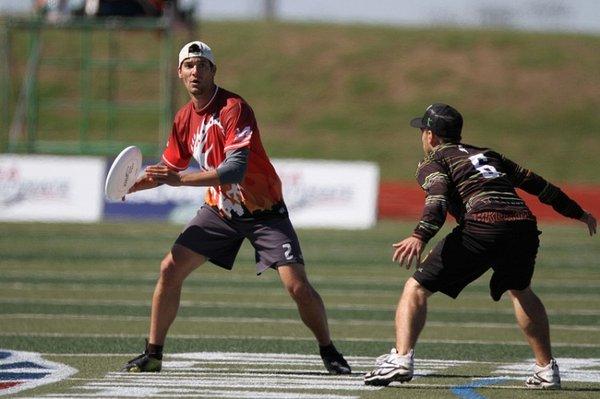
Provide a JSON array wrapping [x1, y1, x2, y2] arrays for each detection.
[[509, 287, 553, 366], [277, 264, 331, 345], [395, 277, 432, 355], [149, 244, 207, 345]]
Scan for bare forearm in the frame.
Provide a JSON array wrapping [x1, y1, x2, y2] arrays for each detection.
[[146, 165, 221, 187], [179, 169, 221, 187]]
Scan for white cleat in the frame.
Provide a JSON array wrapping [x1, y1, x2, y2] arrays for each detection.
[[525, 358, 561, 389], [364, 348, 414, 386]]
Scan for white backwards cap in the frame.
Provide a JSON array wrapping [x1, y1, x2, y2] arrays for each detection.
[[178, 41, 216, 68]]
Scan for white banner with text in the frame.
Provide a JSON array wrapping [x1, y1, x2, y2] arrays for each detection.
[[273, 159, 379, 229], [0, 155, 105, 222]]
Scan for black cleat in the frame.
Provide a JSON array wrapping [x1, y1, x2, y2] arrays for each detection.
[[320, 344, 351, 375], [120, 340, 163, 372], [120, 352, 162, 372]]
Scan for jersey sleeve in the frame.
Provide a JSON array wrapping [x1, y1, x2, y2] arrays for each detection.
[[502, 155, 584, 220], [412, 159, 450, 243], [161, 120, 191, 171], [222, 100, 255, 153]]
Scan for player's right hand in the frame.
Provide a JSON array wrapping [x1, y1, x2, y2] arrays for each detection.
[[122, 174, 159, 201], [580, 211, 597, 236], [392, 236, 424, 270]]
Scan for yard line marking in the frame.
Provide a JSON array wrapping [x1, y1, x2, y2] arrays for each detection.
[[25, 352, 600, 398], [32, 352, 469, 398], [26, 391, 360, 399], [4, 270, 600, 288], [2, 283, 600, 300], [4, 313, 600, 332], [39, 354, 496, 365], [1, 297, 599, 315], [83, 381, 372, 390], [3, 332, 600, 348]]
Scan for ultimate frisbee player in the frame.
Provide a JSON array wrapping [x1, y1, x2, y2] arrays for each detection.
[[364, 103, 596, 388], [120, 41, 351, 375]]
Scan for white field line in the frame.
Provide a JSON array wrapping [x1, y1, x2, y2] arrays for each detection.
[[0, 283, 397, 298], [81, 381, 372, 390], [74, 381, 531, 390], [22, 352, 600, 398], [4, 313, 600, 332], [2, 282, 600, 300], [29, 352, 465, 398], [1, 297, 599, 316], [39, 354, 497, 365], [26, 393, 359, 399], [23, 391, 360, 399], [4, 269, 600, 288], [33, 353, 600, 399], [3, 332, 600, 348]]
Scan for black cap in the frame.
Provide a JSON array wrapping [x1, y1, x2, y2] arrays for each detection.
[[409, 103, 463, 139]]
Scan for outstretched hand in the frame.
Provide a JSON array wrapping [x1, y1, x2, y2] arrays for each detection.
[[580, 211, 597, 236], [120, 174, 160, 201], [392, 236, 425, 269], [145, 165, 183, 187]]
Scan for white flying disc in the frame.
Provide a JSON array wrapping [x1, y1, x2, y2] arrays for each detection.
[[105, 146, 142, 201]]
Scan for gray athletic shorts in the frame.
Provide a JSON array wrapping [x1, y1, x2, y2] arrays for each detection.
[[175, 205, 304, 274]]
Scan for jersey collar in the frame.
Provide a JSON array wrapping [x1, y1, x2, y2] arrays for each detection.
[[194, 85, 219, 114]]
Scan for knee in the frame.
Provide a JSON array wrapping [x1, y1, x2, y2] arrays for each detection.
[[159, 256, 184, 287], [403, 278, 431, 301], [286, 280, 314, 303]]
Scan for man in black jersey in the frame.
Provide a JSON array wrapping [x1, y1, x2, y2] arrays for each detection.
[[364, 103, 597, 389]]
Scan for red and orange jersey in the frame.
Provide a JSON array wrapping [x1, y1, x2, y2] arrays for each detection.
[[162, 87, 283, 218]]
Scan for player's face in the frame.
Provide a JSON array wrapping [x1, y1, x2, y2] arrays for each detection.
[[178, 57, 216, 96]]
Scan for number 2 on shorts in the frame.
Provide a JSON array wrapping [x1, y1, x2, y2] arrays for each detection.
[[282, 243, 294, 260]]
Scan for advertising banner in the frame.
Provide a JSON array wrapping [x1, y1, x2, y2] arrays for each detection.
[[274, 159, 379, 229], [0, 155, 105, 222]]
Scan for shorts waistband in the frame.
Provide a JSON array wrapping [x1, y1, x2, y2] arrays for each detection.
[[468, 210, 535, 224]]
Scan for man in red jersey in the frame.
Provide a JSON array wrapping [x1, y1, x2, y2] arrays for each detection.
[[120, 41, 351, 374]]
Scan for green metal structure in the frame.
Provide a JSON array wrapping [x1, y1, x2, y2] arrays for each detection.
[[1, 16, 175, 157]]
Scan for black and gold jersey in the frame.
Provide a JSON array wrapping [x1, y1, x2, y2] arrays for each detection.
[[413, 143, 584, 242]]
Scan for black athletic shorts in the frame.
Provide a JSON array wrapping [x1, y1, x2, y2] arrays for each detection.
[[413, 220, 540, 301], [175, 205, 304, 274]]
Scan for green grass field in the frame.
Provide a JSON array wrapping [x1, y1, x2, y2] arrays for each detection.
[[1, 220, 599, 398]]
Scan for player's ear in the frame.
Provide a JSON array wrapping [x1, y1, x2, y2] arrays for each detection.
[[177, 65, 183, 78]]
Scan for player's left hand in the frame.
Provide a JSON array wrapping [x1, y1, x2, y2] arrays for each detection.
[[392, 236, 424, 270], [145, 165, 183, 186]]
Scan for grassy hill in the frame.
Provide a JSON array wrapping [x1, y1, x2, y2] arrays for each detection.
[[3, 20, 600, 181]]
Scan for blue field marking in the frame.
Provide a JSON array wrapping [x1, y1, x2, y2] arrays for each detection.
[[0, 361, 49, 370], [0, 349, 77, 396], [451, 377, 508, 399], [0, 372, 51, 381]]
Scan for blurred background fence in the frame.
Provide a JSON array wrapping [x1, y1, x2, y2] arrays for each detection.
[[2, 16, 174, 156]]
